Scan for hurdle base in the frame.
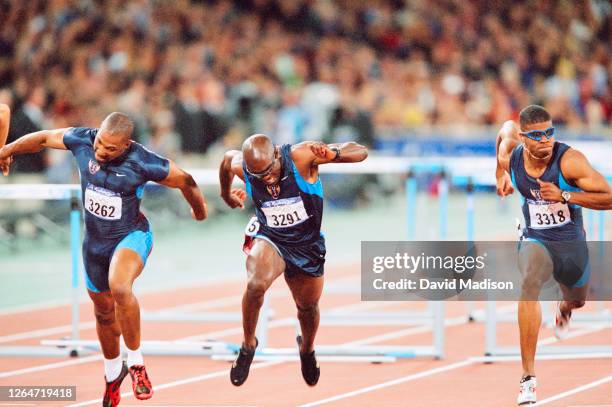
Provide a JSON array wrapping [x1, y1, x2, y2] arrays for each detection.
[[38, 340, 441, 359], [482, 345, 612, 361], [0, 345, 95, 358]]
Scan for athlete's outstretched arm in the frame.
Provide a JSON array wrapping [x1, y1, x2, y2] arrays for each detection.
[[495, 120, 521, 197], [157, 161, 208, 220], [307, 141, 368, 165], [0, 103, 10, 148], [538, 149, 612, 210], [219, 150, 247, 209], [0, 128, 69, 175]]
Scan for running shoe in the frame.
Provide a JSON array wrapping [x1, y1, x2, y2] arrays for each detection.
[[103, 361, 128, 407], [554, 300, 571, 339], [297, 335, 320, 386], [230, 337, 258, 386], [128, 364, 154, 400], [517, 375, 537, 405]]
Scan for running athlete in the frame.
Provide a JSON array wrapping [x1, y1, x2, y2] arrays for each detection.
[[495, 105, 611, 405], [0, 112, 207, 407], [219, 134, 367, 386]]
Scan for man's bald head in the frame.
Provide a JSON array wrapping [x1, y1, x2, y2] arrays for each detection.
[[94, 112, 133, 163], [100, 112, 134, 142], [242, 134, 275, 173]]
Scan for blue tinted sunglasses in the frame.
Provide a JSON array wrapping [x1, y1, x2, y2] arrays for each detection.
[[520, 127, 555, 141]]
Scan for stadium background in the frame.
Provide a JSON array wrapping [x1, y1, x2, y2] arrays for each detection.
[[1, 0, 610, 309], [0, 1, 610, 405]]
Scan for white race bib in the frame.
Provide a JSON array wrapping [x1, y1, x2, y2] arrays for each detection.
[[528, 200, 570, 229], [245, 216, 260, 237], [261, 197, 308, 228], [84, 185, 122, 220]]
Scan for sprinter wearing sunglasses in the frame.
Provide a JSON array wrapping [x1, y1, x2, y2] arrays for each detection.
[[495, 105, 612, 405], [219, 134, 367, 387]]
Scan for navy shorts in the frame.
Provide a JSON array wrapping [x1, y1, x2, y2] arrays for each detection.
[[519, 237, 590, 288], [244, 233, 326, 278], [83, 229, 153, 293]]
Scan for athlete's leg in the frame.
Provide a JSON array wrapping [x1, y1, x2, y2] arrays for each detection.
[[108, 246, 153, 400], [284, 272, 324, 354], [108, 248, 144, 351], [231, 238, 286, 386], [517, 241, 553, 378], [89, 289, 129, 407], [559, 283, 588, 313], [88, 290, 121, 359], [242, 238, 286, 349], [554, 281, 588, 339]]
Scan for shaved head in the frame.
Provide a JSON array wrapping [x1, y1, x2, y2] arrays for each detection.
[[100, 112, 134, 142], [94, 112, 133, 163], [242, 134, 274, 172]]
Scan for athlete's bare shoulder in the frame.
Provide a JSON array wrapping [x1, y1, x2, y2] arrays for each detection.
[[290, 142, 317, 166]]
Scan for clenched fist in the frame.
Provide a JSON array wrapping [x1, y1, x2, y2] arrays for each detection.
[[309, 142, 337, 161], [496, 171, 514, 197], [537, 178, 562, 202], [223, 188, 247, 209]]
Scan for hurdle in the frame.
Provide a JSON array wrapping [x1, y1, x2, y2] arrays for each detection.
[[0, 184, 89, 357], [451, 176, 612, 360], [0, 179, 248, 358], [0, 159, 445, 361], [295, 165, 451, 361], [3, 158, 606, 361]]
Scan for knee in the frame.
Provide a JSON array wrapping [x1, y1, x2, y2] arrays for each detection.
[[521, 272, 544, 297], [94, 307, 115, 326], [246, 277, 268, 299], [110, 283, 133, 306], [568, 300, 585, 309], [296, 302, 319, 315]]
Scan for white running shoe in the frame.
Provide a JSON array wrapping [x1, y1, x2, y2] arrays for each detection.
[[517, 376, 537, 405], [554, 301, 571, 339]]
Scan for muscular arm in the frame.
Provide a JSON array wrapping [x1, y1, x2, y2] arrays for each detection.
[[219, 150, 247, 209], [560, 149, 612, 210], [494, 121, 521, 197], [289, 141, 368, 183], [496, 120, 521, 176], [157, 161, 208, 220], [0, 128, 68, 158], [0, 104, 10, 148], [0, 128, 69, 175], [305, 141, 368, 165]]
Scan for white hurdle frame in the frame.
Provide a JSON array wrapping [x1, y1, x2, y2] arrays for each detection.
[[0, 159, 447, 361], [4, 158, 606, 361], [479, 201, 612, 360]]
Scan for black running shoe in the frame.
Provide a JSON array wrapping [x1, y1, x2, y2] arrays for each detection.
[[297, 335, 320, 386], [230, 337, 258, 386], [103, 361, 128, 407]]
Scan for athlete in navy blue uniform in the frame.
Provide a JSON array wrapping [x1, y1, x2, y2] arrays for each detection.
[[0, 112, 207, 407], [219, 134, 367, 386], [496, 105, 611, 405]]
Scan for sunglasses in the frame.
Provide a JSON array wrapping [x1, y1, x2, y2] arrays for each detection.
[[246, 151, 278, 179], [520, 127, 555, 141]]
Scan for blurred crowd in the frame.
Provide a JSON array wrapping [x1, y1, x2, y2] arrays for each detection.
[[0, 0, 610, 174]]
